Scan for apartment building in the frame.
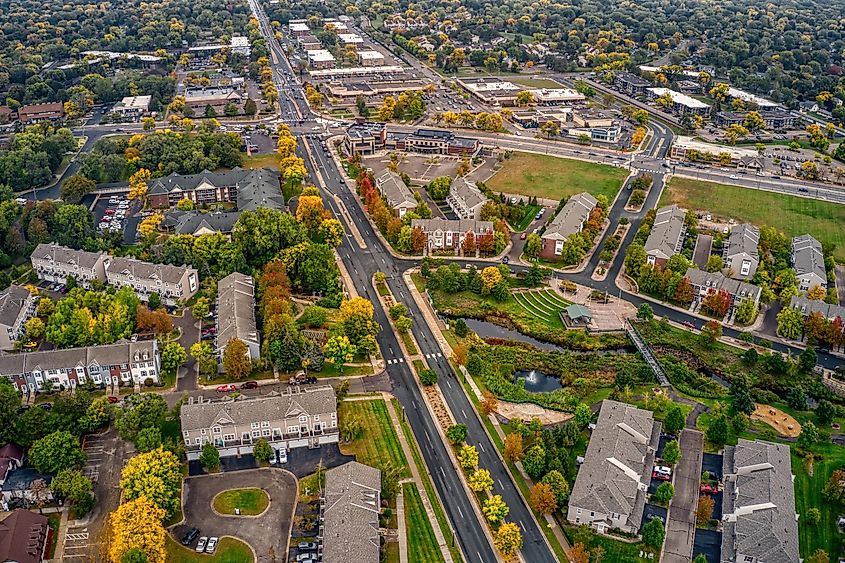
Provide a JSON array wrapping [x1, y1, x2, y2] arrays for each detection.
[[358, 50, 385, 67], [30, 243, 109, 289], [147, 168, 282, 210], [216, 272, 260, 364], [0, 285, 36, 351], [721, 439, 799, 563], [106, 256, 198, 306], [644, 206, 686, 268], [646, 87, 711, 116], [683, 268, 762, 309], [446, 177, 487, 220], [17, 103, 65, 124], [567, 400, 660, 535], [614, 72, 650, 97], [0, 509, 52, 563], [0, 339, 160, 394], [540, 192, 598, 260], [320, 462, 381, 563], [790, 295, 845, 322], [375, 170, 417, 217], [723, 223, 760, 280], [791, 234, 827, 292], [307, 50, 336, 69], [179, 387, 339, 461], [410, 218, 493, 253]]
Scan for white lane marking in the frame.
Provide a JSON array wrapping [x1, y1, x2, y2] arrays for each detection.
[[478, 442, 485, 453], [461, 409, 468, 419]]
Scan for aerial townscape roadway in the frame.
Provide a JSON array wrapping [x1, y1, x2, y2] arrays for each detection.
[[2, 1, 845, 563]]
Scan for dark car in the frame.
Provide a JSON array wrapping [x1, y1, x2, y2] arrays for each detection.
[[181, 527, 200, 546], [37, 402, 52, 410], [307, 376, 317, 384], [240, 381, 258, 390], [106, 396, 120, 404]]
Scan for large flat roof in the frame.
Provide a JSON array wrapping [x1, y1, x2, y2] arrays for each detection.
[[647, 87, 710, 109], [307, 49, 336, 63], [727, 87, 779, 108]]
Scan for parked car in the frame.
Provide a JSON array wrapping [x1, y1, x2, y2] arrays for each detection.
[[278, 447, 288, 464], [181, 528, 200, 546], [654, 465, 672, 476], [296, 554, 317, 563], [700, 484, 719, 494], [519, 232, 527, 240], [298, 542, 318, 551], [216, 384, 237, 393], [196, 537, 208, 552], [652, 470, 671, 481], [38, 402, 52, 410], [106, 396, 120, 404], [240, 381, 258, 390], [205, 537, 218, 554], [646, 514, 665, 523]]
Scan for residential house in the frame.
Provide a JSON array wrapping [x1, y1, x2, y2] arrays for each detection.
[[375, 170, 417, 217], [540, 192, 598, 260], [790, 295, 845, 322], [0, 339, 161, 394], [216, 272, 260, 365], [683, 268, 762, 309], [411, 218, 493, 253], [0, 285, 36, 350], [0, 509, 52, 563], [17, 103, 64, 124], [110, 95, 152, 119], [147, 168, 282, 210], [644, 206, 686, 268], [614, 72, 650, 97], [180, 388, 339, 460], [30, 243, 109, 288], [0, 468, 52, 504], [791, 234, 827, 292], [567, 400, 661, 535], [105, 256, 198, 306], [446, 177, 487, 220], [723, 224, 760, 280], [320, 462, 381, 563], [0, 443, 24, 486], [798, 101, 819, 113], [721, 439, 799, 563]]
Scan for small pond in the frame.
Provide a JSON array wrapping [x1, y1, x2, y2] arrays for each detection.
[[459, 318, 634, 355], [513, 369, 564, 393]]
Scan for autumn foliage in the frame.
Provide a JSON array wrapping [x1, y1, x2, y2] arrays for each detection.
[[108, 497, 167, 563]]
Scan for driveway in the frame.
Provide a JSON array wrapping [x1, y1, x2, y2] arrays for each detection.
[[173, 468, 297, 563], [692, 528, 722, 563], [174, 310, 200, 391], [662, 429, 704, 563], [188, 443, 354, 478]]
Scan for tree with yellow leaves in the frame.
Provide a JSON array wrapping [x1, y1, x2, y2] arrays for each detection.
[[494, 522, 523, 556], [119, 447, 182, 519], [108, 497, 167, 563], [141, 117, 155, 131], [137, 213, 163, 238], [515, 90, 535, 107], [295, 194, 327, 233], [378, 96, 397, 121], [480, 266, 503, 295], [280, 155, 307, 185], [467, 468, 493, 493], [457, 444, 479, 470], [482, 495, 510, 524], [277, 134, 297, 159], [127, 169, 151, 202], [807, 285, 827, 300], [319, 218, 344, 247]]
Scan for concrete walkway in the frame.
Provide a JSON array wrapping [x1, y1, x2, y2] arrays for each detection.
[[396, 491, 408, 563], [383, 394, 455, 563]]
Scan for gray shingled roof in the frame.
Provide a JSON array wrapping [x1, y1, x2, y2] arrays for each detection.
[[31, 243, 105, 270], [216, 272, 259, 349], [569, 400, 660, 531], [0, 285, 30, 328], [108, 255, 196, 285], [0, 340, 157, 375], [147, 168, 284, 211], [791, 234, 825, 281], [449, 177, 486, 211], [721, 439, 799, 563], [322, 461, 381, 563], [179, 387, 336, 431], [375, 169, 416, 210], [790, 295, 845, 320], [161, 210, 241, 235], [542, 192, 598, 242], [683, 268, 761, 303], [725, 224, 759, 261], [644, 205, 686, 259], [410, 218, 493, 234]]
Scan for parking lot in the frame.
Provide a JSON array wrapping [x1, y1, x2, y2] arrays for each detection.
[[692, 528, 722, 563], [61, 428, 134, 561], [91, 192, 142, 243], [173, 468, 297, 563]]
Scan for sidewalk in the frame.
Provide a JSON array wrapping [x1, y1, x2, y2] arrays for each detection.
[[384, 394, 455, 563]]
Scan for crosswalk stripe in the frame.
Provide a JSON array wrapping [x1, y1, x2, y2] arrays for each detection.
[[399, 358, 404, 363]]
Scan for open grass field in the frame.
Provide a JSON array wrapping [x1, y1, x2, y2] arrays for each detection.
[[487, 152, 628, 202], [339, 399, 410, 477], [212, 488, 270, 516], [165, 536, 254, 562], [403, 483, 446, 563], [792, 442, 845, 559], [508, 76, 564, 89], [661, 177, 845, 262], [241, 153, 279, 170]]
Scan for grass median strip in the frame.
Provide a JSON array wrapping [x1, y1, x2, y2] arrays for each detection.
[[339, 399, 410, 477], [403, 483, 447, 563]]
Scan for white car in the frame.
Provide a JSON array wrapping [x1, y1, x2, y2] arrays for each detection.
[[654, 465, 671, 476], [205, 537, 218, 554], [278, 447, 288, 464], [196, 537, 207, 552], [729, 174, 737, 179]]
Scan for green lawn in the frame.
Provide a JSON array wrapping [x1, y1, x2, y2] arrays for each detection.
[[487, 152, 628, 202], [508, 76, 564, 89], [212, 488, 270, 516], [509, 204, 542, 231], [241, 153, 279, 170], [47, 513, 60, 558], [793, 442, 845, 559], [339, 399, 410, 477], [403, 483, 446, 563], [661, 176, 845, 262], [165, 536, 254, 562]]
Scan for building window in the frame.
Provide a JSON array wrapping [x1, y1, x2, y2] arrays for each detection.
[[262, 429, 271, 437], [195, 438, 202, 445], [261, 421, 270, 428], [183, 431, 189, 438], [287, 426, 298, 434], [212, 427, 221, 434], [251, 430, 260, 438], [251, 422, 260, 429], [223, 434, 235, 441], [201, 429, 207, 435]]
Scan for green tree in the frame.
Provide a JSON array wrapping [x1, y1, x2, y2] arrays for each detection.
[[160, 341, 187, 374], [663, 440, 681, 465], [706, 416, 729, 446], [0, 380, 19, 446], [523, 444, 547, 480], [636, 303, 654, 321], [653, 481, 675, 504], [82, 396, 112, 431], [324, 335, 356, 370], [664, 406, 685, 435], [253, 439, 273, 464], [134, 427, 162, 453], [777, 306, 804, 340], [191, 297, 210, 319], [200, 442, 220, 471], [446, 424, 468, 445], [642, 518, 665, 549], [190, 341, 217, 377], [798, 421, 820, 449], [524, 233, 542, 258], [29, 431, 87, 475], [60, 175, 96, 204], [541, 470, 570, 505], [115, 393, 168, 442], [574, 403, 592, 427]]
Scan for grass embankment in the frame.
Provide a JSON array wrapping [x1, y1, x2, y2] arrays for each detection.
[[339, 399, 410, 477], [241, 153, 279, 170], [486, 152, 627, 202], [403, 483, 446, 563], [661, 176, 845, 262], [793, 442, 845, 559], [165, 536, 255, 562], [212, 488, 270, 516], [509, 203, 541, 231]]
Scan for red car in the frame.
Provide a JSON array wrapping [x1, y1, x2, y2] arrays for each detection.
[[216, 384, 237, 393], [651, 471, 671, 481], [520, 232, 527, 240], [106, 396, 120, 404], [700, 484, 719, 494]]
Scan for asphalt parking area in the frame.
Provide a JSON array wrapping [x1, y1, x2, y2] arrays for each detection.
[[692, 528, 722, 563], [701, 452, 723, 480], [662, 429, 704, 563], [173, 468, 297, 562]]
